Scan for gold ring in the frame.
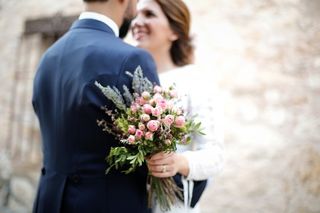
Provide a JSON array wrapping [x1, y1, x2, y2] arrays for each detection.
[[162, 165, 166, 173]]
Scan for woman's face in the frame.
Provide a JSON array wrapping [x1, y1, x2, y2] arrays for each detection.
[[131, 0, 177, 52]]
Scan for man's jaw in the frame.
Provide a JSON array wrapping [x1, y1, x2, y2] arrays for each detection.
[[119, 18, 132, 38]]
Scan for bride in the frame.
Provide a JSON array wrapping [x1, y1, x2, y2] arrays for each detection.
[[131, 0, 224, 212]]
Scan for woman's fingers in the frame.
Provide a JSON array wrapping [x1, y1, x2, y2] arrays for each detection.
[[148, 152, 174, 166], [146, 152, 190, 178], [149, 151, 173, 161], [148, 164, 175, 178], [146, 152, 179, 178], [148, 164, 170, 173]]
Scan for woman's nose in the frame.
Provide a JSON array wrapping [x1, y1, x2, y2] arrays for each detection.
[[132, 14, 145, 27]]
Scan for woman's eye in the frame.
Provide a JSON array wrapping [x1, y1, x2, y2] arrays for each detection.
[[145, 11, 155, 18]]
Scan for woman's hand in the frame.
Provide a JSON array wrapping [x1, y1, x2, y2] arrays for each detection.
[[146, 152, 189, 178]]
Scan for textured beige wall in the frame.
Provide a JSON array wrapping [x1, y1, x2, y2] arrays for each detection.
[[0, 0, 320, 212], [187, 1, 320, 212]]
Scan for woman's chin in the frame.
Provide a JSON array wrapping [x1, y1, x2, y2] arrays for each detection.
[[135, 42, 149, 50]]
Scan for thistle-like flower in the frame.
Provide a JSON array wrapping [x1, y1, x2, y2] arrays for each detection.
[[94, 81, 126, 111]]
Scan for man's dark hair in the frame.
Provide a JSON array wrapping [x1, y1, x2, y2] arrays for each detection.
[[119, 18, 132, 39]]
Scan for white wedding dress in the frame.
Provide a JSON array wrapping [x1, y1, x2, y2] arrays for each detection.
[[153, 65, 224, 213]]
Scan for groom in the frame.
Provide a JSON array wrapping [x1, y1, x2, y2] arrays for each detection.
[[32, 0, 159, 212]]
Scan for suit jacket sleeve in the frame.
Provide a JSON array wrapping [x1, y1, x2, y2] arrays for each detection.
[[120, 48, 160, 87], [82, 47, 160, 114]]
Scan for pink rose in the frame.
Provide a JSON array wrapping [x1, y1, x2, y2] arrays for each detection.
[[174, 116, 186, 128], [140, 114, 150, 122], [163, 115, 175, 126], [156, 99, 167, 110], [130, 103, 138, 113], [143, 104, 153, 114], [151, 107, 162, 117], [169, 90, 178, 98], [145, 132, 154, 141], [142, 91, 151, 100], [135, 129, 144, 139], [128, 135, 135, 144], [153, 85, 162, 93], [153, 93, 163, 102], [172, 107, 183, 115], [138, 123, 146, 131], [128, 125, 136, 134], [147, 120, 160, 132], [137, 97, 146, 106]]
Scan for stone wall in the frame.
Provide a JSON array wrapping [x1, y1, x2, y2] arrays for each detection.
[[0, 0, 319, 212], [188, 0, 320, 212]]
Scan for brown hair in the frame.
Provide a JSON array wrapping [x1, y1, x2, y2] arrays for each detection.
[[154, 0, 194, 66]]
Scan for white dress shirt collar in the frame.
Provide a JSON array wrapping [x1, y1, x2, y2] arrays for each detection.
[[79, 12, 119, 37]]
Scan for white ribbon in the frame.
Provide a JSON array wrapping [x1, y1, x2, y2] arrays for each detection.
[[182, 176, 194, 212]]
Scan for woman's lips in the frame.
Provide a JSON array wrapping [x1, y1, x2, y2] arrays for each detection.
[[133, 30, 148, 41]]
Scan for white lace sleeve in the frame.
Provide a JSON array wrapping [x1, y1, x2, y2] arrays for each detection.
[[159, 66, 224, 181], [181, 79, 224, 181]]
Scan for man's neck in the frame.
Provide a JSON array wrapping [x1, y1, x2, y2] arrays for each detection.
[[79, 12, 119, 37], [84, 2, 122, 27]]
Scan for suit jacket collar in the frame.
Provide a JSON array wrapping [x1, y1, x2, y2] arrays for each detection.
[[70, 19, 116, 36], [78, 12, 119, 37]]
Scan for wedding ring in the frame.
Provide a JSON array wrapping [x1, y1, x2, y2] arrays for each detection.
[[161, 165, 167, 173]]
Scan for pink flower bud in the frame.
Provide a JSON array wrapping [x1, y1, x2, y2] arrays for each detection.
[[138, 123, 146, 131], [143, 104, 153, 114], [135, 129, 144, 139], [142, 91, 151, 100], [153, 85, 162, 93], [130, 103, 138, 113], [147, 120, 160, 132], [172, 107, 183, 115], [153, 93, 163, 102], [137, 97, 146, 106], [141, 114, 150, 122], [176, 109, 183, 115], [169, 90, 178, 98], [149, 98, 156, 106], [128, 125, 136, 134], [166, 101, 174, 110], [181, 135, 188, 144], [151, 107, 162, 117], [145, 132, 154, 141], [174, 116, 186, 128], [165, 139, 172, 145], [163, 115, 175, 126], [156, 99, 167, 110], [128, 135, 135, 144]]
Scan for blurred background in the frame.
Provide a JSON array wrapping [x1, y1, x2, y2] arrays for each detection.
[[0, 0, 319, 212]]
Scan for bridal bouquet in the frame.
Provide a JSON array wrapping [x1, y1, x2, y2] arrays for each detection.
[[95, 66, 204, 211]]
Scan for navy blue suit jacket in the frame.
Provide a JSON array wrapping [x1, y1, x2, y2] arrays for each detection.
[[32, 19, 160, 213]]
